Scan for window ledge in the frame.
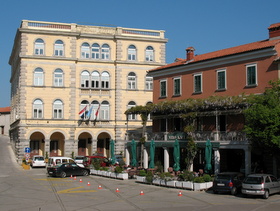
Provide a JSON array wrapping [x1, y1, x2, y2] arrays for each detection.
[[245, 84, 257, 88], [215, 88, 226, 92]]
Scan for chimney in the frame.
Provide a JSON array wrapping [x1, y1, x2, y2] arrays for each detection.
[[186, 47, 195, 61], [268, 23, 280, 40]]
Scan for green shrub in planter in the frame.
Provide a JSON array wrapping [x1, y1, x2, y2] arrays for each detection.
[[159, 172, 172, 180], [114, 166, 123, 173], [182, 171, 195, 181], [202, 174, 212, 182], [139, 169, 147, 176], [145, 171, 153, 184], [193, 176, 205, 183]]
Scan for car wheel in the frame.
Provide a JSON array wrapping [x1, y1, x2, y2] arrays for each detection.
[[263, 190, 269, 199], [82, 170, 89, 176], [231, 187, 237, 195], [60, 171, 66, 178]]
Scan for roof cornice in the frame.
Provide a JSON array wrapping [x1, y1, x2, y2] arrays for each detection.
[[148, 47, 275, 77]]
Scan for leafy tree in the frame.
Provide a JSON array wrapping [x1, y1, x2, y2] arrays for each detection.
[[244, 80, 280, 149]]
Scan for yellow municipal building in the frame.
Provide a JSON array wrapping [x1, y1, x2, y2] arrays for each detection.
[[9, 20, 167, 162]]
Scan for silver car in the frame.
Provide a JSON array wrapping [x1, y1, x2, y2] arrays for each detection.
[[242, 174, 280, 199]]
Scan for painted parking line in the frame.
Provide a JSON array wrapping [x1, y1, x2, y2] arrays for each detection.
[[57, 186, 97, 194]]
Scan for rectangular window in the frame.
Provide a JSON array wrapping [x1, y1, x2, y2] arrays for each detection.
[[246, 64, 257, 86], [173, 77, 181, 96], [194, 74, 202, 93], [217, 69, 226, 90], [160, 80, 167, 97]]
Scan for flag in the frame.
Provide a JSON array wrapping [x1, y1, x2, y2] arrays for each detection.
[[86, 106, 93, 119], [94, 104, 100, 125], [95, 104, 101, 120], [79, 105, 87, 119]]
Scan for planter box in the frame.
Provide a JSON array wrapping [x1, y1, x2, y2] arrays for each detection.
[[90, 169, 98, 175], [193, 181, 213, 191], [166, 180, 177, 187], [152, 178, 161, 185], [175, 181, 184, 188], [182, 181, 193, 190], [136, 176, 147, 183], [116, 173, 128, 180]]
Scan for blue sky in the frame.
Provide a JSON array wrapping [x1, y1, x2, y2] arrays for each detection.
[[0, 0, 279, 107]]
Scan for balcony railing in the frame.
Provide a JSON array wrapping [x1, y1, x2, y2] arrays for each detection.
[[128, 131, 247, 143]]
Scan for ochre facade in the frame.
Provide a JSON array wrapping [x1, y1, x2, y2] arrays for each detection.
[[9, 20, 167, 162]]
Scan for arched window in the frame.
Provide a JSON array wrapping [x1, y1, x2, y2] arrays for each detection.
[[53, 99, 63, 119], [34, 38, 44, 55], [79, 100, 89, 119], [100, 101, 109, 120], [81, 71, 90, 88], [54, 68, 63, 87], [127, 101, 136, 120], [91, 71, 100, 88], [81, 42, 90, 58], [145, 75, 153, 90], [101, 44, 110, 60], [145, 46, 154, 61], [91, 43, 100, 59], [54, 40, 64, 56], [128, 72, 136, 89], [128, 45, 136, 61], [101, 71, 110, 89], [33, 99, 43, 118], [34, 68, 44, 86]]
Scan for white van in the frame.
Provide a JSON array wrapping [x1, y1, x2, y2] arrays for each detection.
[[47, 157, 84, 168]]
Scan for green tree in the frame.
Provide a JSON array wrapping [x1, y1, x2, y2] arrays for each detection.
[[244, 80, 280, 149]]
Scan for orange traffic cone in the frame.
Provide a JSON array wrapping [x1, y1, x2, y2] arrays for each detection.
[[70, 175, 73, 178], [79, 178, 83, 183], [178, 191, 182, 196], [98, 185, 102, 189], [116, 188, 120, 193], [73, 176, 77, 180], [140, 190, 144, 195], [87, 182, 90, 186]]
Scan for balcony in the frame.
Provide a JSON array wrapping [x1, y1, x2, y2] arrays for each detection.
[[128, 131, 248, 144]]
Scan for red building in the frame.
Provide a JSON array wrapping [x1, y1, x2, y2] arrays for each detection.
[[148, 23, 280, 176]]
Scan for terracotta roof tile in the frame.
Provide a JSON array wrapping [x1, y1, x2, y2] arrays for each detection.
[[0, 107, 11, 113], [150, 38, 280, 73]]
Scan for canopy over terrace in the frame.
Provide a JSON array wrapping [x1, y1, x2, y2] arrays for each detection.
[[125, 139, 220, 172]]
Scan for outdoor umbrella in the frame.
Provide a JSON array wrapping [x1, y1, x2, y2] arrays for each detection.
[[131, 139, 137, 166], [110, 140, 116, 165], [204, 139, 212, 174], [148, 139, 155, 169], [173, 139, 180, 172]]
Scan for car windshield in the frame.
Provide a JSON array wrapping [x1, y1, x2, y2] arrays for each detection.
[[215, 175, 232, 180], [244, 176, 263, 184], [34, 157, 44, 161], [54, 164, 63, 167]]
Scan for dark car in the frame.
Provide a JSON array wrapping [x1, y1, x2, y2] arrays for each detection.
[[242, 174, 280, 199], [47, 163, 90, 178], [212, 172, 244, 195]]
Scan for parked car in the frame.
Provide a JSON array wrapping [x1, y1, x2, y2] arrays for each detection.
[[74, 156, 87, 164], [47, 163, 90, 178], [212, 172, 244, 195], [30, 155, 46, 168], [47, 156, 84, 168], [242, 174, 280, 199]]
